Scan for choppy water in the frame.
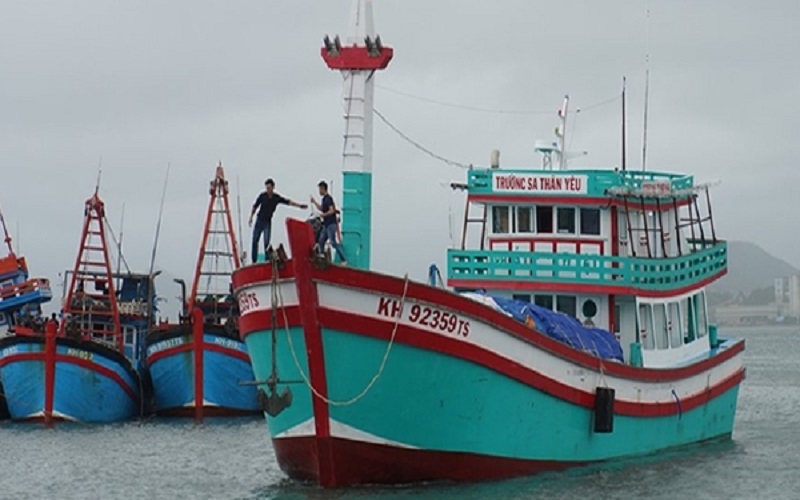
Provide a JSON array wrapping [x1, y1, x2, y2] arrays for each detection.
[[1, 327, 798, 499]]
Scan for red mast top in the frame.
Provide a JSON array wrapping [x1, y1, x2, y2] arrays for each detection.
[[61, 189, 123, 352], [188, 163, 241, 311]]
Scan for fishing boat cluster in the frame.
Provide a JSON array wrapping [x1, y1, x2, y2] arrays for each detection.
[[0, 164, 261, 422], [1, 0, 746, 489]]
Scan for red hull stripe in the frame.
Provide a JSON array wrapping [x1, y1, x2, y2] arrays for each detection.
[[273, 436, 588, 487], [448, 270, 727, 298], [231, 262, 296, 291], [0, 353, 137, 401], [286, 219, 335, 486], [317, 308, 744, 417], [468, 194, 693, 211], [146, 341, 250, 365], [308, 267, 743, 381], [238, 307, 302, 341]]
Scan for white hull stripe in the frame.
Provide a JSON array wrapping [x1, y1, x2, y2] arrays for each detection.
[[238, 278, 743, 406], [273, 418, 418, 449]]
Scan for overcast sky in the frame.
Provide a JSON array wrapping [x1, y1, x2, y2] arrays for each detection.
[[1, 1, 798, 316]]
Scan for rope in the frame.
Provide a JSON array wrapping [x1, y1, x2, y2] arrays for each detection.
[[376, 84, 621, 116], [373, 108, 472, 170], [275, 268, 410, 406]]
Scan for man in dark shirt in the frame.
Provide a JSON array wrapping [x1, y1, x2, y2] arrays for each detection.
[[310, 180, 347, 265], [248, 178, 307, 263]]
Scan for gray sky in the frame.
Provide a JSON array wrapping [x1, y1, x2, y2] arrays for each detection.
[[1, 1, 798, 315]]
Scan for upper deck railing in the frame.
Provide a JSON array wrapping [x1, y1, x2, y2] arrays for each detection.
[[466, 168, 695, 199], [447, 240, 727, 294]]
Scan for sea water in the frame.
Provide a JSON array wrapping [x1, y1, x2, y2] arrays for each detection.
[[1, 327, 798, 499]]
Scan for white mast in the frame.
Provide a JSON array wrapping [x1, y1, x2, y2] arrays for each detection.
[[322, 0, 393, 269]]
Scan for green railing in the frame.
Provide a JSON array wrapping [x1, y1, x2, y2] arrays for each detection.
[[447, 241, 727, 292]]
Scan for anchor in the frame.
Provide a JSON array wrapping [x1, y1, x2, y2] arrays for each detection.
[[248, 253, 296, 417], [256, 375, 293, 417]]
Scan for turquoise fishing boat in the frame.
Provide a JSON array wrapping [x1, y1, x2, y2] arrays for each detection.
[[231, 0, 744, 487]]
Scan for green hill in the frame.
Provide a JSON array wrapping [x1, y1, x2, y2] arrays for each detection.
[[711, 240, 798, 294]]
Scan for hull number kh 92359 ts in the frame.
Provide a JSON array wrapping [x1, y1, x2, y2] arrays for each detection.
[[376, 297, 470, 337]]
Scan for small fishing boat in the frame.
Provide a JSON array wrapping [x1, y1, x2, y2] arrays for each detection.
[[145, 164, 259, 418], [231, 0, 745, 488], [0, 204, 53, 419], [0, 187, 155, 423]]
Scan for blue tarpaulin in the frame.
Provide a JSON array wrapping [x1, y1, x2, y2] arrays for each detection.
[[485, 294, 624, 363]]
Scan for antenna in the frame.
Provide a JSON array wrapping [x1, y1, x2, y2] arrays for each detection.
[[236, 174, 244, 264], [0, 200, 14, 255], [116, 202, 126, 289], [641, 2, 651, 172], [95, 157, 103, 194], [622, 76, 627, 171], [148, 163, 171, 278]]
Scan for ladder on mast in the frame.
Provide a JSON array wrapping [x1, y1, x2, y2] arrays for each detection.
[[61, 190, 123, 352], [188, 163, 241, 318]]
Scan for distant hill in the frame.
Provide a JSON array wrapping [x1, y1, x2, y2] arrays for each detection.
[[711, 240, 799, 294]]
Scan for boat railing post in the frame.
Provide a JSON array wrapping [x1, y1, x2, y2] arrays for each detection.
[[43, 319, 57, 426], [193, 307, 205, 421]]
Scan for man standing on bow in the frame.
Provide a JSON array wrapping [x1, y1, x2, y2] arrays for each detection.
[[248, 178, 307, 263], [310, 180, 347, 265]]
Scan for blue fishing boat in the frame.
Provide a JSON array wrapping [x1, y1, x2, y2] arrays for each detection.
[[230, 0, 744, 487], [0, 188, 155, 423], [0, 204, 53, 419], [145, 164, 258, 418]]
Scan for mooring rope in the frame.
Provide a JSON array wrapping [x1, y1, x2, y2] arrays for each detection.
[[272, 265, 410, 407]]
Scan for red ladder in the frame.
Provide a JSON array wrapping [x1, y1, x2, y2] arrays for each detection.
[[61, 190, 122, 352], [189, 163, 241, 310]]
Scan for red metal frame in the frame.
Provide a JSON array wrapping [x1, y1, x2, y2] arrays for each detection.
[[188, 163, 241, 308], [61, 191, 123, 353]]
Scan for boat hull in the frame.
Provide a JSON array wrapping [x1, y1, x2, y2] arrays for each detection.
[[232, 219, 745, 487], [146, 325, 260, 416], [0, 336, 140, 423]]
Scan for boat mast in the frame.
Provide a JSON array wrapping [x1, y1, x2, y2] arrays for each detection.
[[189, 163, 241, 309], [62, 186, 123, 352], [556, 95, 569, 170], [321, 0, 394, 270], [621, 77, 627, 171], [641, 2, 651, 172]]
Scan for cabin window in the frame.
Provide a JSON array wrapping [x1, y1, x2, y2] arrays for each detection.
[[124, 326, 135, 346], [580, 208, 601, 235], [654, 303, 669, 349], [556, 207, 576, 234], [513, 294, 531, 303], [537, 206, 553, 233], [0, 279, 13, 289], [492, 206, 510, 234], [534, 294, 553, 310], [696, 292, 708, 338], [556, 295, 577, 318], [669, 302, 682, 347], [684, 297, 697, 340], [638, 303, 655, 349], [516, 207, 535, 233]]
